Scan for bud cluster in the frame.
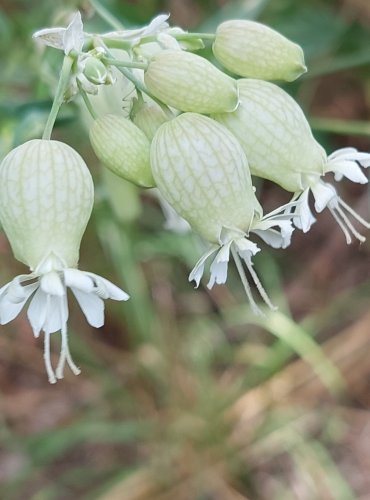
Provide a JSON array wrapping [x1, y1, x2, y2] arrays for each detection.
[[1, 11, 369, 383]]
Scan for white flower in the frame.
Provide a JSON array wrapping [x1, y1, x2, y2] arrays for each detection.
[[0, 256, 128, 384], [0, 140, 129, 383], [33, 11, 85, 55], [33, 12, 115, 99], [214, 79, 370, 243], [151, 113, 295, 314], [101, 14, 170, 45], [293, 179, 370, 244]]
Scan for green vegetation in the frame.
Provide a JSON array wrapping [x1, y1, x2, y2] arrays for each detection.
[[0, 0, 369, 498]]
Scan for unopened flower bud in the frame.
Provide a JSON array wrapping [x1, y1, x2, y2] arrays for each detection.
[[90, 114, 155, 188], [83, 56, 109, 85], [144, 49, 238, 113], [213, 20, 306, 82]]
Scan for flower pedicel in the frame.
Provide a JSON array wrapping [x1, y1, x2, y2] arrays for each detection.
[[0, 140, 129, 383]]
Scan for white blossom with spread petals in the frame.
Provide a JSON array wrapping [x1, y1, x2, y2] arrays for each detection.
[[0, 140, 129, 383]]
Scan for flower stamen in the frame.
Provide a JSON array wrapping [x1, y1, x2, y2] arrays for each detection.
[[44, 330, 57, 384], [230, 245, 262, 316]]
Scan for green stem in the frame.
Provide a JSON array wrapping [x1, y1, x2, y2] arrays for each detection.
[[174, 32, 216, 40], [99, 38, 132, 50], [102, 56, 148, 70], [310, 117, 370, 137], [78, 84, 98, 120], [139, 32, 216, 44], [103, 48, 174, 119], [89, 0, 124, 30], [100, 31, 215, 51], [42, 55, 74, 140]]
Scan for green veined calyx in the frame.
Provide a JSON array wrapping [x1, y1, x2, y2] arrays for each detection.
[[144, 49, 239, 114], [212, 20, 307, 82], [90, 113, 155, 188]]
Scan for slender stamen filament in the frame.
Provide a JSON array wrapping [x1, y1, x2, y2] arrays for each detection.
[[244, 259, 277, 311], [44, 331, 56, 384], [335, 205, 366, 242], [328, 196, 370, 243], [337, 197, 370, 229], [328, 205, 352, 244], [230, 246, 262, 316], [56, 323, 81, 379]]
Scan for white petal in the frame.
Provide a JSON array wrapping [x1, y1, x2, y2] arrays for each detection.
[[0, 279, 39, 325], [233, 238, 260, 262], [32, 27, 66, 50], [102, 14, 169, 43], [40, 272, 65, 296], [64, 268, 95, 293], [311, 181, 337, 213], [207, 242, 232, 288], [328, 147, 370, 167], [0, 282, 12, 301], [85, 273, 130, 301], [27, 288, 48, 337], [71, 288, 105, 328], [328, 147, 357, 160], [141, 14, 170, 37], [330, 160, 368, 184], [251, 217, 294, 249], [253, 227, 289, 249], [43, 295, 65, 334], [292, 189, 316, 232], [63, 11, 84, 54], [188, 246, 218, 288]]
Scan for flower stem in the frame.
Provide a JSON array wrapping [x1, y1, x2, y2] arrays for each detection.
[[78, 84, 99, 120], [176, 32, 216, 40], [103, 48, 174, 119], [139, 32, 216, 44], [230, 245, 262, 316], [89, 0, 125, 30], [42, 55, 74, 140], [102, 56, 148, 70]]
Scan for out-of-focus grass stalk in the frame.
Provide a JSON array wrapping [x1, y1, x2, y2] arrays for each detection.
[[310, 117, 370, 137]]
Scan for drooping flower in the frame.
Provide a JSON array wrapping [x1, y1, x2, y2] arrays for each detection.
[[0, 140, 129, 383], [213, 79, 370, 243], [150, 113, 294, 314], [212, 20, 306, 82]]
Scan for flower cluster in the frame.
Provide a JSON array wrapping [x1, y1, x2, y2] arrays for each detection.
[[1, 11, 369, 382]]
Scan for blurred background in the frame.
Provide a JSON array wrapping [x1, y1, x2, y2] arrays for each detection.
[[0, 0, 370, 498]]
